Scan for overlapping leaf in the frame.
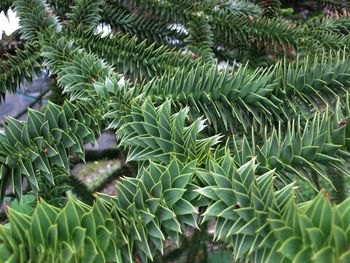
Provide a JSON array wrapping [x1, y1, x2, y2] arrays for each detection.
[[198, 157, 350, 262], [112, 98, 221, 164], [0, 101, 97, 201]]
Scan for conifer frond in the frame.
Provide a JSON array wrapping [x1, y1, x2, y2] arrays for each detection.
[[210, 10, 300, 54], [308, 17, 350, 35], [142, 63, 277, 132], [112, 99, 221, 164], [102, 2, 184, 45], [48, 0, 71, 19], [66, 0, 104, 30], [222, 0, 262, 16], [1, 1, 350, 262], [65, 28, 190, 79], [185, 14, 214, 61], [1, 157, 349, 262], [230, 100, 350, 188], [14, 0, 61, 40], [318, 0, 350, 10], [114, 0, 200, 23], [141, 52, 350, 132], [256, 0, 281, 17], [0, 101, 98, 201], [198, 157, 350, 262], [0, 43, 42, 102]]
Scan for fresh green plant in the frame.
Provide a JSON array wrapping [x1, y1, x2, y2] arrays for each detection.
[[0, 0, 350, 262]]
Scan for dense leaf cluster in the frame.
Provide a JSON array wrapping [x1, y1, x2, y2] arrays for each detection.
[[0, 0, 350, 262]]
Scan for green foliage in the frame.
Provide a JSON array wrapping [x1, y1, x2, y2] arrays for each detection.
[[101, 2, 184, 45], [1, 0, 350, 262], [66, 0, 103, 30], [8, 194, 36, 215], [0, 43, 42, 101], [14, 0, 61, 40], [0, 197, 125, 262], [318, 0, 350, 10], [66, 28, 189, 79], [1, 157, 349, 262], [185, 14, 214, 61], [0, 101, 98, 201], [230, 100, 350, 187], [142, 63, 277, 132], [198, 157, 350, 262], [0, 158, 199, 262], [112, 99, 221, 164], [141, 52, 350, 133], [257, 0, 281, 17]]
